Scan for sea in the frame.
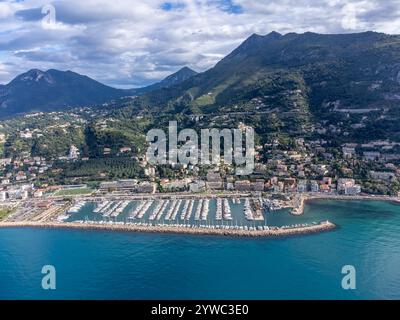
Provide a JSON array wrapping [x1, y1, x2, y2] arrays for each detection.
[[0, 199, 399, 300]]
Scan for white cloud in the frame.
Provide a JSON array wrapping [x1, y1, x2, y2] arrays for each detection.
[[0, 0, 399, 87]]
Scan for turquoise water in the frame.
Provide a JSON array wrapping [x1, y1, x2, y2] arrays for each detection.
[[0, 200, 399, 299]]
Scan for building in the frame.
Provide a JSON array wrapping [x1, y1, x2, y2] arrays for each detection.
[[190, 180, 206, 193], [322, 177, 333, 186], [345, 185, 362, 195], [319, 184, 331, 193], [68, 145, 80, 160], [342, 147, 356, 159], [0, 158, 12, 166], [206, 172, 223, 190], [0, 191, 7, 202], [119, 147, 132, 153], [15, 171, 27, 181], [144, 167, 156, 177], [100, 180, 137, 192], [273, 181, 284, 193], [363, 152, 381, 161], [20, 130, 33, 139], [234, 180, 251, 191], [283, 178, 296, 192], [297, 180, 308, 193], [310, 180, 319, 192], [369, 171, 396, 182], [251, 179, 265, 192], [160, 179, 190, 191], [337, 178, 356, 194], [136, 182, 157, 194], [99, 180, 157, 194]]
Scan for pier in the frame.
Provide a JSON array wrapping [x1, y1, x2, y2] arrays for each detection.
[[244, 198, 254, 220], [216, 199, 223, 220], [137, 201, 153, 219], [180, 200, 189, 220], [223, 199, 232, 220], [110, 201, 130, 218], [185, 200, 194, 220], [201, 199, 210, 221], [194, 200, 203, 221], [171, 199, 182, 220], [149, 200, 168, 220]]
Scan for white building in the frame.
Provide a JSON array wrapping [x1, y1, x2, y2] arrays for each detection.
[[68, 145, 80, 160], [310, 180, 319, 192], [297, 180, 308, 193], [0, 191, 7, 202], [345, 185, 362, 195], [190, 181, 206, 193], [337, 178, 356, 193]]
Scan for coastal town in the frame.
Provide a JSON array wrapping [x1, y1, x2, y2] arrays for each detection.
[[1, 110, 400, 237], [1, 139, 399, 237], [1, 125, 399, 202]]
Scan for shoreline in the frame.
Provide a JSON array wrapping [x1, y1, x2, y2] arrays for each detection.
[[0, 220, 336, 238], [291, 194, 400, 215]]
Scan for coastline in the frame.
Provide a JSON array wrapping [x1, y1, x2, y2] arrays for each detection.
[[291, 194, 400, 215], [0, 220, 336, 238]]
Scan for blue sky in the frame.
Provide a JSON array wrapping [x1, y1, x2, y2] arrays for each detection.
[[0, 0, 399, 88]]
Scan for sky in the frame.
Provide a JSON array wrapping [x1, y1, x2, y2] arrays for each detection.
[[0, 0, 399, 88]]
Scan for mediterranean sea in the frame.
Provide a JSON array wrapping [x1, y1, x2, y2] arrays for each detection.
[[0, 200, 399, 299]]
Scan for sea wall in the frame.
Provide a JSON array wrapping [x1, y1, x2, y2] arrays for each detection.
[[0, 221, 336, 238], [291, 194, 400, 216]]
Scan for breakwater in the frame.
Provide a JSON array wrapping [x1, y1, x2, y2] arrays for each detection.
[[0, 220, 336, 238]]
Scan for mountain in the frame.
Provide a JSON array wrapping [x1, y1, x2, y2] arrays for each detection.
[[129, 31, 400, 140], [128, 66, 197, 96], [0, 69, 128, 117], [0, 67, 197, 118]]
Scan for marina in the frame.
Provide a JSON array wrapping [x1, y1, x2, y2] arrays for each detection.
[[201, 199, 210, 221], [67, 201, 86, 214], [244, 198, 254, 220], [65, 197, 273, 225], [128, 200, 147, 219], [11, 195, 388, 238], [109, 201, 130, 218], [136, 200, 153, 219], [170, 199, 182, 220], [194, 200, 203, 221], [2, 199, 400, 299], [180, 200, 190, 220], [216, 199, 223, 220], [56, 196, 333, 236], [223, 199, 232, 220], [149, 200, 165, 220]]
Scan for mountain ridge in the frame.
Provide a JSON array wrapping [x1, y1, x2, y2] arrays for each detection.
[[121, 31, 400, 140], [0, 66, 198, 117]]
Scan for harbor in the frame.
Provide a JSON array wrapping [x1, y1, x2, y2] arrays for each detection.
[[66, 197, 270, 227], [2, 198, 400, 300], [4, 193, 399, 238], [0, 195, 339, 238], [0, 193, 339, 237]]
